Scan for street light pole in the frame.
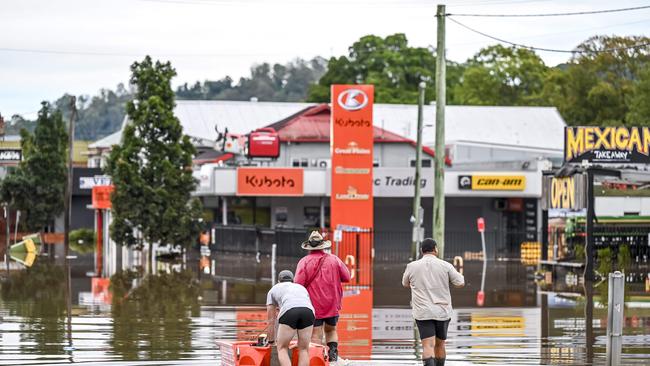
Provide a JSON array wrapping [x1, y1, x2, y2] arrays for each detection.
[[411, 82, 426, 261], [433, 4, 447, 258]]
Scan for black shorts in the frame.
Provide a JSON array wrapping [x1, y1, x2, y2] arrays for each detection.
[[313, 316, 339, 327], [415, 319, 451, 340], [279, 307, 315, 330]]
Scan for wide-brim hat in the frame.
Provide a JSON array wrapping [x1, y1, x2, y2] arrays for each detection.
[[301, 230, 332, 250]]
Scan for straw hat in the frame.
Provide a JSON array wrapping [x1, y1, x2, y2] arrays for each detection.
[[301, 231, 332, 250]]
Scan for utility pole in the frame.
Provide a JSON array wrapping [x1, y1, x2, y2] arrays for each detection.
[[433, 4, 447, 258], [411, 82, 426, 261], [64, 96, 76, 351]]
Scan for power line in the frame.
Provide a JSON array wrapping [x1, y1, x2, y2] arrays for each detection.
[[448, 4, 650, 17], [447, 16, 650, 54], [0, 47, 286, 58]]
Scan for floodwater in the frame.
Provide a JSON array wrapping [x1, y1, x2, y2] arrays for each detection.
[[1, 252, 650, 365]]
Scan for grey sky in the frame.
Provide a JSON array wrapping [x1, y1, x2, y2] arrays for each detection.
[[1, 0, 649, 119]]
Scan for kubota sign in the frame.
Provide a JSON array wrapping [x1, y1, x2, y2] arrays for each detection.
[[236, 167, 303, 196]]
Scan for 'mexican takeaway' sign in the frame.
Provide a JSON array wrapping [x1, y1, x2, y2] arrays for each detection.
[[565, 126, 650, 164]]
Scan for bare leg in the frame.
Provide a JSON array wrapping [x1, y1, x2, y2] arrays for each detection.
[[421, 336, 435, 360], [276, 324, 295, 366], [434, 338, 446, 359], [324, 323, 338, 344], [297, 326, 313, 366], [311, 325, 324, 344]]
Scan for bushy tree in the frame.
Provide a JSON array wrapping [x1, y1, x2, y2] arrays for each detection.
[[627, 65, 650, 124], [0, 103, 67, 231], [541, 35, 650, 126], [105, 56, 202, 255], [454, 45, 548, 106], [307, 33, 464, 104]]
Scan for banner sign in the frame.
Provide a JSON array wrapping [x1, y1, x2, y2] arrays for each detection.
[[331, 85, 374, 230], [92, 185, 114, 209], [236, 167, 303, 196], [0, 149, 22, 163], [565, 126, 650, 163], [458, 175, 526, 191], [80, 175, 112, 189], [542, 174, 587, 210]]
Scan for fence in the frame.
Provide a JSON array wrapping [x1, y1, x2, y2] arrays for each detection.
[[210, 225, 541, 262]]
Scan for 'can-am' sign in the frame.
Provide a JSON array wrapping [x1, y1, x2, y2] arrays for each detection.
[[565, 126, 650, 163]]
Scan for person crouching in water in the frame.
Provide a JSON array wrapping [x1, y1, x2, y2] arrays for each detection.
[[402, 238, 465, 366], [295, 231, 351, 362], [266, 270, 315, 366]]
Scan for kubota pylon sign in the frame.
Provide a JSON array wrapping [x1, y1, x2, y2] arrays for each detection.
[[330, 85, 374, 230], [330, 84, 374, 359]]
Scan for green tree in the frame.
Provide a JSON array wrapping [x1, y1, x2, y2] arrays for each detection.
[[308, 33, 464, 104], [542, 35, 650, 126], [454, 45, 548, 106], [105, 57, 202, 262], [0, 103, 68, 231], [627, 65, 650, 124]]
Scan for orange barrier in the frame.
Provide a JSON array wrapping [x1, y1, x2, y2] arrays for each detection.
[[217, 341, 271, 366], [290, 342, 329, 366]]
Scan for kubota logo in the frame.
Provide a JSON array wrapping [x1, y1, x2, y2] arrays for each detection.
[[337, 89, 368, 111]]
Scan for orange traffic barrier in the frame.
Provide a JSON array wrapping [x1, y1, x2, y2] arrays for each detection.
[[290, 342, 329, 366], [217, 341, 271, 366]]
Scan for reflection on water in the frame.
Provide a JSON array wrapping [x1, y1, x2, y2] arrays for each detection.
[[0, 255, 649, 365]]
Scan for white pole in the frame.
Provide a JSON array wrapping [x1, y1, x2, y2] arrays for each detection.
[[480, 231, 487, 294], [606, 271, 625, 366], [271, 243, 277, 285]]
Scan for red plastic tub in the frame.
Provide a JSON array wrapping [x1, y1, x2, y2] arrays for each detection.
[[217, 340, 271, 366]]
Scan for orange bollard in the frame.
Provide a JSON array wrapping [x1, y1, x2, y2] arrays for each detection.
[[289, 342, 329, 366], [217, 340, 272, 366]]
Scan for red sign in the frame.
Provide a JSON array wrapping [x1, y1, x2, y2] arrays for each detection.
[[237, 168, 303, 196], [92, 185, 114, 209], [331, 85, 374, 360], [330, 85, 374, 229], [477, 290, 485, 307], [477, 217, 485, 233]]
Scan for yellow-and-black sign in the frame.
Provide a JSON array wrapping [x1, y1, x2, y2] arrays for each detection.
[[542, 174, 586, 210], [458, 175, 526, 191], [565, 126, 650, 163]]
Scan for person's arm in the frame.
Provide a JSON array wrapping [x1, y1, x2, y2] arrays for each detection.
[[294, 259, 306, 286], [266, 304, 277, 344], [337, 256, 351, 283], [448, 263, 465, 288], [402, 264, 411, 288]]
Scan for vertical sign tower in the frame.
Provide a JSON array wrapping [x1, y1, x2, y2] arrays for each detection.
[[331, 84, 374, 358]]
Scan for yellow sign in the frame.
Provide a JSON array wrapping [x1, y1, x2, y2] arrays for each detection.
[[565, 126, 650, 163], [471, 175, 526, 191], [551, 177, 575, 209], [470, 316, 525, 337]]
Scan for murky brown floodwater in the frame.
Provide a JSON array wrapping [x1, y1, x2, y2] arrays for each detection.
[[1, 252, 649, 365]]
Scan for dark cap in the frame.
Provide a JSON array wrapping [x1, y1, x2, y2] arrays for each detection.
[[278, 270, 294, 283]]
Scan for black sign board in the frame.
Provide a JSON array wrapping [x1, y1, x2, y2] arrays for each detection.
[[0, 149, 21, 163], [565, 126, 650, 164]]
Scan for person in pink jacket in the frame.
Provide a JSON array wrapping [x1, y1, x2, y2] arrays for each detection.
[[295, 231, 351, 362]]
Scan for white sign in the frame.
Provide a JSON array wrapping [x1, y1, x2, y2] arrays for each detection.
[[79, 175, 112, 189], [373, 168, 435, 197]]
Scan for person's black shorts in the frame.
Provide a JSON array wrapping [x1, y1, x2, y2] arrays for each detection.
[[278, 307, 315, 330], [313, 316, 339, 327], [415, 319, 451, 340]]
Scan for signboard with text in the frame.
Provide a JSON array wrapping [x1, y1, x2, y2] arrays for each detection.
[[0, 149, 22, 163], [331, 85, 374, 359], [236, 167, 303, 196], [541, 174, 587, 210], [92, 185, 114, 209], [458, 175, 526, 191], [565, 126, 650, 164]]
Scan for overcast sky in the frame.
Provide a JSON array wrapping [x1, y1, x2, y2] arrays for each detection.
[[1, 0, 649, 118]]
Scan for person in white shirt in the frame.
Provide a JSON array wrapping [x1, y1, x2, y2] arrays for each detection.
[[402, 238, 465, 366], [266, 270, 315, 366]]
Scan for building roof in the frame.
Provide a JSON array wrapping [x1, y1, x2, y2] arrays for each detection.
[[91, 100, 566, 153], [268, 104, 412, 143]]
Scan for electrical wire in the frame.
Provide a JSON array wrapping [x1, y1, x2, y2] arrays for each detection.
[[447, 16, 650, 53], [448, 4, 650, 17]]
